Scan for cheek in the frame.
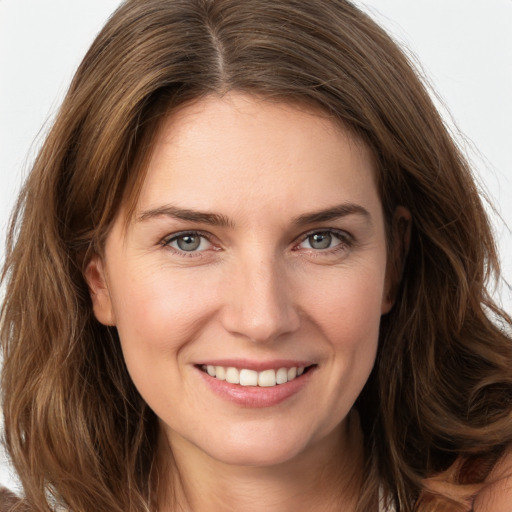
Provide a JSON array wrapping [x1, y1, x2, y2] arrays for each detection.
[[305, 260, 385, 379], [109, 264, 221, 359], [107, 266, 224, 421], [308, 263, 385, 398], [304, 260, 387, 339]]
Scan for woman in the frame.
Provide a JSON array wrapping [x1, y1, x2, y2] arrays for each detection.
[[1, 0, 511, 510]]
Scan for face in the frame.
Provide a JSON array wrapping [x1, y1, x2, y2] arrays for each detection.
[[87, 93, 394, 468]]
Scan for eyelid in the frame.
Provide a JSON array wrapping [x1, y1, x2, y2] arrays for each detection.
[[293, 228, 353, 251], [159, 228, 353, 257], [161, 230, 218, 254]]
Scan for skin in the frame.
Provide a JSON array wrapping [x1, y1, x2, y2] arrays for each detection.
[[86, 93, 406, 511], [475, 450, 512, 512]]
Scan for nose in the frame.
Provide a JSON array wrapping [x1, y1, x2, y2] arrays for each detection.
[[220, 254, 301, 344]]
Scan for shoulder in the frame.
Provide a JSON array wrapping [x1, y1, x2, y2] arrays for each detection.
[[473, 448, 512, 512]]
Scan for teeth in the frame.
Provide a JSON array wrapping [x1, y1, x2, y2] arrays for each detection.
[[201, 364, 309, 387], [276, 367, 288, 385], [240, 369, 258, 386], [258, 369, 276, 387], [215, 366, 226, 381], [225, 367, 240, 384]]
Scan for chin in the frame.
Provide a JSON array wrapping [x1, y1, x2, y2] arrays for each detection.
[[196, 422, 321, 468], [209, 442, 305, 468]]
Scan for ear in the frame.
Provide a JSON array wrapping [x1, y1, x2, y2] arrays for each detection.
[[382, 206, 411, 314], [84, 254, 116, 326]]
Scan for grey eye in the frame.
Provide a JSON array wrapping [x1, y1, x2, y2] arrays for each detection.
[[298, 231, 348, 251], [167, 233, 212, 252], [176, 235, 201, 251], [308, 232, 332, 249]]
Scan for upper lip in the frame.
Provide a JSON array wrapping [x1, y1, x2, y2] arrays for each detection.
[[195, 359, 315, 372]]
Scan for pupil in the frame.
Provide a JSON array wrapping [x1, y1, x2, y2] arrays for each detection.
[[177, 235, 200, 251], [310, 233, 331, 249]]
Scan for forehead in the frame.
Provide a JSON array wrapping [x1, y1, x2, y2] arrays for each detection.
[[137, 94, 377, 209], [114, 93, 383, 239]]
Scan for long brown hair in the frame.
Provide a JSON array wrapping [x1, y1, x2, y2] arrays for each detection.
[[2, 1, 511, 510]]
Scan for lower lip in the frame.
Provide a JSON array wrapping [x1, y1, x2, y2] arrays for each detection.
[[196, 367, 315, 408]]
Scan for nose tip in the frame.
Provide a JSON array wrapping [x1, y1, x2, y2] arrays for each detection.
[[220, 264, 301, 344], [236, 301, 301, 344]]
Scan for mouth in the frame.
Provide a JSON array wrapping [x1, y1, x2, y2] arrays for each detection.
[[197, 364, 316, 387]]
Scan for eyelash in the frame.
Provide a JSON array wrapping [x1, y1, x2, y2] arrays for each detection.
[[294, 229, 353, 256], [161, 229, 354, 258], [161, 230, 216, 257]]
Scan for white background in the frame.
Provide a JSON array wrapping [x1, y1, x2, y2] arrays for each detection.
[[0, 0, 511, 491]]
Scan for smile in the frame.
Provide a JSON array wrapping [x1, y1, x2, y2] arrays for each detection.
[[196, 362, 316, 407], [200, 365, 308, 387]]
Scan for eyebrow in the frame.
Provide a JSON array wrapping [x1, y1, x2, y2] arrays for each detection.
[[136, 202, 371, 228], [292, 203, 372, 226], [137, 205, 234, 228]]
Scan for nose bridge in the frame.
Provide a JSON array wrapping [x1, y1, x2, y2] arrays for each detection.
[[221, 247, 300, 343]]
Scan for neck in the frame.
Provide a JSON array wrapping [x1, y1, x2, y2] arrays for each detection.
[[157, 411, 365, 512]]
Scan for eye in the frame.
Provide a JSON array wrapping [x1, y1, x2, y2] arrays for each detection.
[[297, 230, 349, 251], [164, 232, 213, 253]]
